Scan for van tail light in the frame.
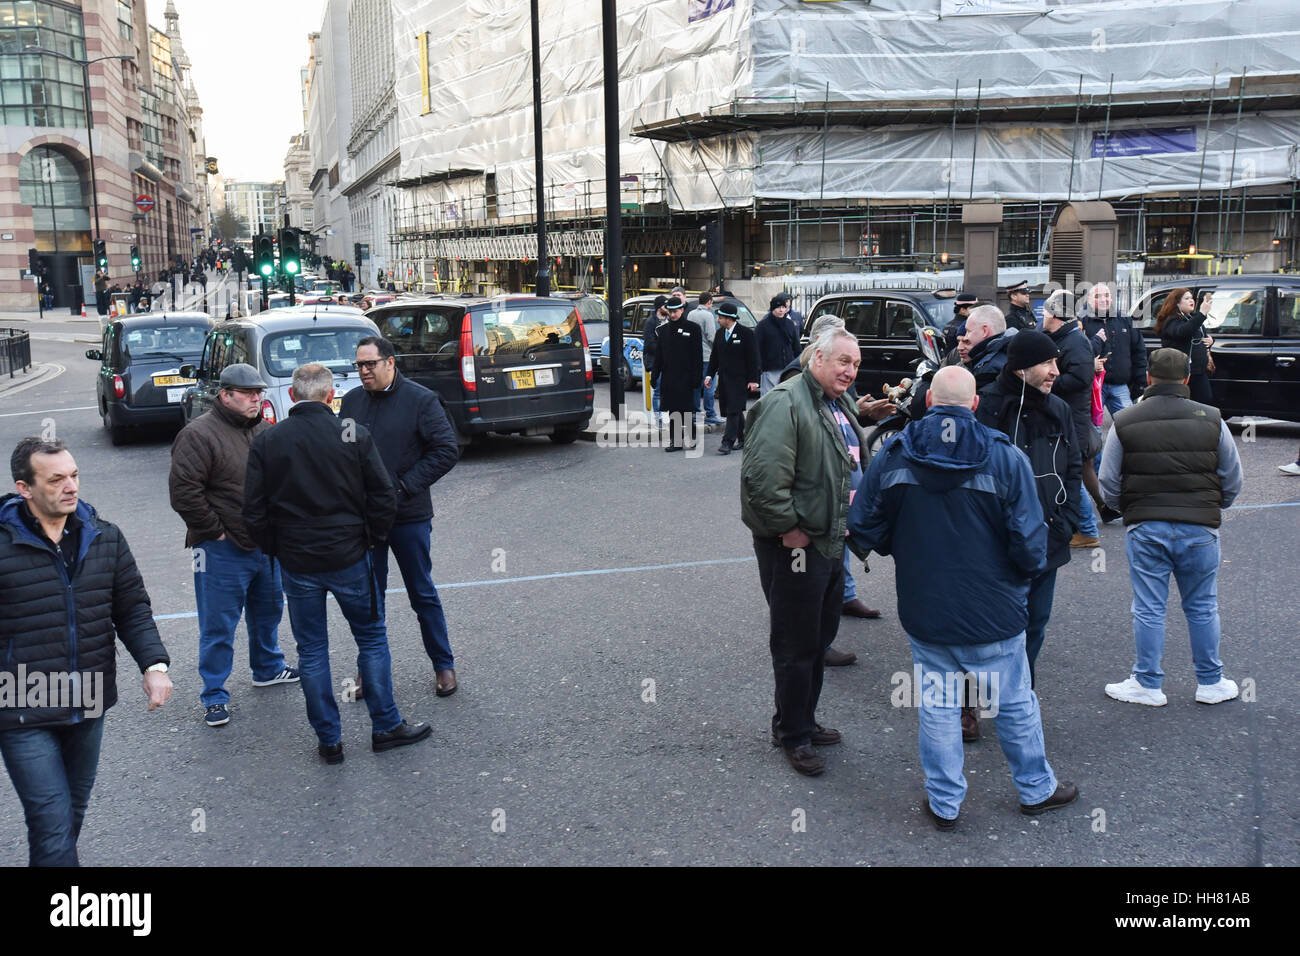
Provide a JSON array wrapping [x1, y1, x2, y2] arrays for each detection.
[[112, 375, 125, 399], [576, 309, 593, 384], [459, 311, 476, 392], [260, 399, 276, 424]]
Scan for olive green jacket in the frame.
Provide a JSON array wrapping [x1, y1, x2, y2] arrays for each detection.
[[741, 368, 868, 560]]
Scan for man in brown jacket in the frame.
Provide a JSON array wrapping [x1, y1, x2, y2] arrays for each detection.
[[169, 364, 297, 728]]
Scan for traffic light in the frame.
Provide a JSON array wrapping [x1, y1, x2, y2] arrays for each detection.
[[130, 245, 141, 271], [94, 238, 107, 269], [699, 222, 722, 265], [253, 234, 275, 278], [354, 242, 362, 266], [278, 228, 300, 276], [231, 247, 247, 274], [27, 248, 41, 277]]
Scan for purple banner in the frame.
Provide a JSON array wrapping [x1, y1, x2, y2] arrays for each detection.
[[1091, 126, 1197, 159], [689, 0, 735, 23]]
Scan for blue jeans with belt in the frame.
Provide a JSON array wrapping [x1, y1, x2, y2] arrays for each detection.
[[371, 519, 454, 671], [0, 717, 105, 866], [281, 555, 403, 745]]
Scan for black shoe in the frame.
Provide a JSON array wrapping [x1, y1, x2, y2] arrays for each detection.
[[782, 743, 825, 776], [664, 444, 683, 453], [923, 798, 958, 831], [1099, 505, 1123, 523], [716, 443, 732, 456], [1020, 781, 1079, 815], [734, 440, 744, 450], [371, 720, 433, 752], [771, 724, 842, 747], [318, 742, 344, 765]]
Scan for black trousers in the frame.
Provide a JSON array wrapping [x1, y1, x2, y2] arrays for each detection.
[[722, 411, 745, 446], [1189, 373, 1215, 406], [666, 411, 697, 448], [753, 536, 845, 748]]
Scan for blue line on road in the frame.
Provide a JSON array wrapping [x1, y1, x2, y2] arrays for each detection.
[[152, 555, 757, 623], [1226, 502, 1300, 511]]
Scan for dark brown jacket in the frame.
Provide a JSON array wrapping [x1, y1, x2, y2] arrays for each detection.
[[169, 398, 269, 550]]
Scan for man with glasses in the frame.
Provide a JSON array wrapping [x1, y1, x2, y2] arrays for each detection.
[[341, 337, 461, 697], [169, 364, 298, 728]]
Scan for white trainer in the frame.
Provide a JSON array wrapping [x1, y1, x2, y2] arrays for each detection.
[[1277, 462, 1300, 476], [1105, 676, 1168, 706], [1195, 677, 1239, 704]]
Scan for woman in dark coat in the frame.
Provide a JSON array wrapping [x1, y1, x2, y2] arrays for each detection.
[[704, 302, 760, 454], [1155, 287, 1215, 405]]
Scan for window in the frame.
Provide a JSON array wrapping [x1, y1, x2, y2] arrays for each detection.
[[18, 145, 89, 240], [116, 1, 132, 41], [838, 299, 881, 338], [1197, 286, 1265, 335], [121, 324, 208, 361], [263, 328, 373, 377], [0, 0, 87, 128], [1147, 216, 1194, 255], [883, 301, 923, 340], [480, 304, 580, 356], [1278, 291, 1300, 338]]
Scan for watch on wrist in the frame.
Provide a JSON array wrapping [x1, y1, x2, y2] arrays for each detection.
[[145, 662, 169, 674]]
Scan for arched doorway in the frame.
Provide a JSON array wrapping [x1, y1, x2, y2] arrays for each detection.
[[19, 145, 92, 308]]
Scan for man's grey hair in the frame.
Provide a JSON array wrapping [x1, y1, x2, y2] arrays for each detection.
[[965, 305, 1006, 336], [801, 315, 846, 368], [812, 327, 857, 360], [1042, 290, 1073, 320], [292, 363, 334, 402]]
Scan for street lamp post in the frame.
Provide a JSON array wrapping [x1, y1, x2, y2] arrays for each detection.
[[24, 45, 135, 249], [530, 0, 550, 297]]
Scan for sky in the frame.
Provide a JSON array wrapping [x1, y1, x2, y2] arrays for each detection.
[[160, 0, 326, 183]]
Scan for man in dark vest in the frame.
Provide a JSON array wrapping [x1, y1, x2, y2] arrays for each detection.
[[1100, 348, 1243, 707], [1005, 280, 1037, 331], [650, 295, 703, 452]]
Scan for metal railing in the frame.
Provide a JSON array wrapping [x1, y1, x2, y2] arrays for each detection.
[[2, 329, 33, 378]]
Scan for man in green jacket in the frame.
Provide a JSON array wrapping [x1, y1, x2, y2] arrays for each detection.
[[741, 327, 867, 776]]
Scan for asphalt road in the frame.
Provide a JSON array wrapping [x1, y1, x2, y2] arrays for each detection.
[[0, 327, 1297, 867]]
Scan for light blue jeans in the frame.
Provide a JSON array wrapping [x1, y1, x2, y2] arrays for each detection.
[[908, 633, 1058, 820], [842, 547, 856, 602], [1124, 521, 1224, 689]]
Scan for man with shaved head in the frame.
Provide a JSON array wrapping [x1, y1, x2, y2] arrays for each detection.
[[849, 365, 1078, 830]]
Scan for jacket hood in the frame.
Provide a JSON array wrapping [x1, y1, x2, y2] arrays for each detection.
[[900, 405, 992, 487], [0, 494, 97, 537]]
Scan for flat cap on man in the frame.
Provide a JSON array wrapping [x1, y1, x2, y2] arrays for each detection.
[[219, 363, 266, 389], [1148, 347, 1191, 382]]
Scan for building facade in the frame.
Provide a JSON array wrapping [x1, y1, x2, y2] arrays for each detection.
[[1, 0, 210, 310], [223, 179, 282, 239], [283, 132, 313, 233], [304, 2, 353, 267]]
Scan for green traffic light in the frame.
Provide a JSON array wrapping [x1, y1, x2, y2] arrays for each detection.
[[260, 264, 273, 276], [285, 261, 299, 274]]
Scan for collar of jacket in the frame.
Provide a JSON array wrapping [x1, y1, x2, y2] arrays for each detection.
[[288, 400, 337, 419], [1047, 318, 1080, 340], [969, 331, 1008, 365], [1140, 382, 1191, 401], [366, 371, 407, 398], [0, 495, 100, 564]]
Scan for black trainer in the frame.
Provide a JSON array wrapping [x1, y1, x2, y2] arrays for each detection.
[[371, 720, 432, 752], [318, 742, 344, 765], [923, 798, 958, 831]]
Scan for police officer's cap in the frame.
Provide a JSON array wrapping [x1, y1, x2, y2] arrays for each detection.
[[715, 302, 739, 320], [1005, 280, 1029, 295], [955, 291, 979, 307], [219, 363, 267, 389], [663, 296, 685, 311]]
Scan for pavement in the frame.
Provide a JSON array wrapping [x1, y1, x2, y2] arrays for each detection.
[[0, 330, 1296, 868]]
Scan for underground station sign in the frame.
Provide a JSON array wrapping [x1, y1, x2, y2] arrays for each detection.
[[135, 194, 155, 213]]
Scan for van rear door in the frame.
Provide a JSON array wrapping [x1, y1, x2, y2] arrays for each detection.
[[470, 300, 589, 427]]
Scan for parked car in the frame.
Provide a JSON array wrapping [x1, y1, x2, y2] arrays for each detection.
[[614, 293, 759, 384], [181, 306, 381, 426], [1130, 274, 1300, 422], [85, 312, 213, 445], [551, 292, 622, 380], [365, 294, 594, 444], [800, 288, 956, 397]]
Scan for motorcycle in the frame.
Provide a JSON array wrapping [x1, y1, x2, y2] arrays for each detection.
[[863, 324, 946, 458]]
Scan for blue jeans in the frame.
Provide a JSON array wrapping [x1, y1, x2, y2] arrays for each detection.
[[281, 555, 403, 745], [842, 546, 856, 602], [372, 519, 454, 671], [697, 360, 719, 418], [1078, 487, 1099, 535], [194, 538, 287, 706], [1124, 521, 1224, 689], [908, 633, 1058, 820], [1025, 568, 1057, 686], [0, 717, 105, 866], [1094, 383, 1133, 474]]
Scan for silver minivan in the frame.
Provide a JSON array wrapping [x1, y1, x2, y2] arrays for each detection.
[[181, 306, 380, 425]]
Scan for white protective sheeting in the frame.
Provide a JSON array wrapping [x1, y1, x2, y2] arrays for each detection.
[[753, 112, 1300, 202], [752, 0, 1300, 103], [659, 133, 756, 211], [391, 0, 751, 222]]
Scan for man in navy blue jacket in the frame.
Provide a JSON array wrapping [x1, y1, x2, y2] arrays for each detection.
[[341, 336, 461, 697], [847, 366, 1078, 830]]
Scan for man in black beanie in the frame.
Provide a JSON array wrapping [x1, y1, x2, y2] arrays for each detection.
[[976, 329, 1082, 700]]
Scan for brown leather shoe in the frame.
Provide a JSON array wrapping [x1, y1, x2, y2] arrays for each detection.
[[783, 743, 825, 776], [841, 598, 882, 619], [961, 706, 980, 743], [823, 646, 857, 666], [771, 724, 842, 747], [435, 669, 458, 697], [1020, 781, 1079, 815], [1070, 533, 1100, 548]]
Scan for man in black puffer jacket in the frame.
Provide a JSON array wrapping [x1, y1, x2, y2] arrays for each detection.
[[1077, 282, 1148, 409], [978, 330, 1082, 689], [341, 336, 461, 697], [0, 438, 172, 866]]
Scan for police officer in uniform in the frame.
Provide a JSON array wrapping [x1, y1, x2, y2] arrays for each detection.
[[1006, 280, 1037, 331], [650, 295, 703, 451], [703, 302, 760, 455], [944, 291, 979, 352]]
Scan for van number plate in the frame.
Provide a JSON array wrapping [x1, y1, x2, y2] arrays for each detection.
[[511, 368, 554, 389]]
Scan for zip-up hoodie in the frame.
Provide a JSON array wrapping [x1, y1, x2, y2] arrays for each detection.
[[0, 495, 167, 729], [848, 405, 1046, 645]]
